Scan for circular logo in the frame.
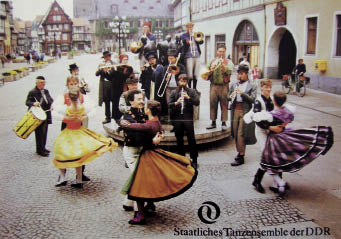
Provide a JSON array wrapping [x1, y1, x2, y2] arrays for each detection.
[[198, 201, 220, 224]]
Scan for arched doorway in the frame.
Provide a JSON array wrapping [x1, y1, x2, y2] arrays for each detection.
[[233, 20, 260, 67], [265, 28, 297, 79]]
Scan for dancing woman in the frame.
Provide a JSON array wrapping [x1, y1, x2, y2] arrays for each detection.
[[246, 91, 333, 196], [120, 100, 198, 224], [53, 76, 118, 188]]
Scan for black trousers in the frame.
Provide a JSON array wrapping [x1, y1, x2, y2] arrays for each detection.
[[104, 100, 112, 120], [35, 121, 48, 153], [173, 119, 198, 162], [112, 92, 122, 120]]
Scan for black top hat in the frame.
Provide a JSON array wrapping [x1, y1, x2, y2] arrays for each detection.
[[167, 48, 178, 56], [237, 64, 249, 73], [102, 51, 111, 58], [69, 63, 79, 72]]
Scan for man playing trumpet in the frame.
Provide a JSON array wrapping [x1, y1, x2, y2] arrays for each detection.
[[206, 45, 234, 130], [180, 22, 203, 89]]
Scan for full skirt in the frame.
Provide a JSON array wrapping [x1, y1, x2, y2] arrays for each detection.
[[260, 126, 333, 173], [122, 148, 197, 202], [53, 127, 117, 168]]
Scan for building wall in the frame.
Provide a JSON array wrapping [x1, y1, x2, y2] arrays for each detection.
[[191, 1, 265, 67], [265, 0, 341, 94]]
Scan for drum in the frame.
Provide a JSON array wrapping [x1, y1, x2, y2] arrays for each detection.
[[13, 107, 47, 139]]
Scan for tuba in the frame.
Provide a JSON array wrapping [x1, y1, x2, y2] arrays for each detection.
[[157, 53, 181, 98], [130, 41, 144, 54]]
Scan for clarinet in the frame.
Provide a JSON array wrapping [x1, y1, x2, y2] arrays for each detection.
[[181, 87, 184, 115]]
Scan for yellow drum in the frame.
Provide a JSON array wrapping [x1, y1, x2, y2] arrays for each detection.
[[13, 107, 46, 139]]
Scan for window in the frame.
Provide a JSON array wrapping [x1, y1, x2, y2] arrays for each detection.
[[111, 4, 118, 15], [54, 7, 58, 11], [55, 33, 61, 40], [336, 15, 341, 56], [306, 17, 317, 54], [202, 0, 207, 11], [47, 25, 51, 30], [208, 0, 213, 9], [62, 33, 68, 40], [64, 24, 69, 30], [215, 34, 225, 52], [215, 0, 221, 8]]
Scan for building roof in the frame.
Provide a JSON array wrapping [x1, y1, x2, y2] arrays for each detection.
[[13, 20, 25, 32], [74, 0, 174, 20]]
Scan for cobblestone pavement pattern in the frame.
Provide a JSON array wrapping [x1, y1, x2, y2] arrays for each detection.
[[0, 53, 340, 238]]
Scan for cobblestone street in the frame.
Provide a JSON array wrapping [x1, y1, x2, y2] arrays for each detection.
[[0, 53, 340, 238]]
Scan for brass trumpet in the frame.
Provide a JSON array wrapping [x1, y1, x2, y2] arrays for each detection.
[[157, 54, 181, 98]]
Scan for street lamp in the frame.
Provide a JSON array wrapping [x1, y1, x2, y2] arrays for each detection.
[[109, 16, 130, 55]]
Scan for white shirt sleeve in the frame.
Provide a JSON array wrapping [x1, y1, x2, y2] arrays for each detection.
[[52, 94, 66, 121], [83, 95, 97, 117]]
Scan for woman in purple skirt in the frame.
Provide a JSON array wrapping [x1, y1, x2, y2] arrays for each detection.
[[250, 91, 333, 196]]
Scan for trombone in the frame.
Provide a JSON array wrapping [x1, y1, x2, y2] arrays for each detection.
[[157, 53, 181, 98]]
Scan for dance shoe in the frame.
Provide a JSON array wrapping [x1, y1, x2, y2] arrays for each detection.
[[128, 214, 146, 225], [82, 174, 91, 181], [123, 205, 134, 211], [71, 183, 83, 189]]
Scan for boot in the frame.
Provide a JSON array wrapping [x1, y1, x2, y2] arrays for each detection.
[[231, 154, 244, 166], [252, 168, 265, 193]]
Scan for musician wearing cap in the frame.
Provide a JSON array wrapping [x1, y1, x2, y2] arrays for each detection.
[[138, 22, 156, 67], [139, 52, 157, 99], [206, 45, 234, 130], [180, 22, 204, 89], [96, 51, 114, 124], [154, 48, 185, 117], [25, 76, 54, 157], [168, 74, 200, 169], [228, 64, 257, 166]]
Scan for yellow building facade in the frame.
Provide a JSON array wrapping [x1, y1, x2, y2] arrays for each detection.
[[264, 0, 341, 94]]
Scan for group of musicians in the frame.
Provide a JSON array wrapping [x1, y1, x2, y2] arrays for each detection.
[[94, 21, 238, 169]]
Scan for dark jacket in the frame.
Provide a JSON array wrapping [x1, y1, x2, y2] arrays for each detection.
[[180, 32, 204, 58], [228, 81, 257, 145], [96, 60, 114, 106], [25, 86, 54, 124], [168, 87, 200, 120], [122, 107, 147, 147]]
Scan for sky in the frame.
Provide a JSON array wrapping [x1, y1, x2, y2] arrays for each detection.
[[12, 0, 73, 21]]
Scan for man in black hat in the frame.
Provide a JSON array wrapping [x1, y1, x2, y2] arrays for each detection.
[[139, 52, 157, 99], [228, 64, 257, 166], [154, 48, 185, 117], [25, 76, 54, 157], [96, 51, 115, 123]]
